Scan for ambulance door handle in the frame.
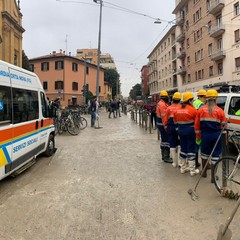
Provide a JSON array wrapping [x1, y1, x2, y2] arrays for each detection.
[[41, 119, 43, 127], [35, 121, 39, 129]]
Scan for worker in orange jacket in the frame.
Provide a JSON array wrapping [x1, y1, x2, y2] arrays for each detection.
[[173, 92, 198, 176], [194, 89, 227, 180], [163, 92, 181, 167], [156, 90, 172, 163]]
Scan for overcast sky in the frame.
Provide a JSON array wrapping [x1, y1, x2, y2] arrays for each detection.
[[21, 0, 175, 97]]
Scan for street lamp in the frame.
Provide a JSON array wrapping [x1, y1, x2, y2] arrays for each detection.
[[93, 0, 103, 100]]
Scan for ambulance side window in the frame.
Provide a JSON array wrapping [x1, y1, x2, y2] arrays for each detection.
[[0, 86, 12, 123], [12, 88, 39, 124], [216, 96, 227, 110], [228, 97, 240, 116], [40, 92, 48, 118]]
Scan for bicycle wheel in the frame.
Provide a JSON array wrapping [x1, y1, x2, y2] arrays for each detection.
[[67, 121, 80, 135], [79, 117, 88, 130], [213, 156, 240, 196]]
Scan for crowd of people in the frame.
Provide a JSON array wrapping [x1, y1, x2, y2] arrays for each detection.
[[156, 89, 227, 180]]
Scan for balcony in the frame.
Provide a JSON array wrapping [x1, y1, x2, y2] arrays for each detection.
[[209, 25, 225, 38], [172, 68, 177, 75], [175, 33, 185, 43], [177, 66, 186, 75], [210, 50, 226, 61], [177, 49, 186, 59], [176, 16, 184, 26], [209, 0, 225, 15]]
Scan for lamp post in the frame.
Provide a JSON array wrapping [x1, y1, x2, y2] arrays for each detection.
[[93, 0, 103, 100]]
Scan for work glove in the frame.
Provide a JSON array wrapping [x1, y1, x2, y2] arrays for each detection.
[[196, 138, 202, 145]]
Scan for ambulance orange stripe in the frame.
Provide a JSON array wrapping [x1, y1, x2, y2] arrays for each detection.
[[0, 118, 53, 143], [229, 118, 240, 125]]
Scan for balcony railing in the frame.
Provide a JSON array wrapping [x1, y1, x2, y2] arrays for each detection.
[[177, 66, 186, 75], [176, 16, 184, 26], [175, 32, 185, 43], [210, 50, 226, 61], [209, 25, 225, 38], [209, 0, 225, 15], [177, 49, 186, 59]]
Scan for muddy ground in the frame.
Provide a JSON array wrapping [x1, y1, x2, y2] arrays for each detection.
[[0, 111, 239, 240]]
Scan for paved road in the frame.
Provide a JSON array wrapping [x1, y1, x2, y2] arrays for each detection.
[[0, 110, 239, 240]]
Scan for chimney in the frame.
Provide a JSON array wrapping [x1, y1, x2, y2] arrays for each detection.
[[63, 51, 65, 54], [60, 49, 62, 54], [52, 51, 56, 55], [69, 52, 71, 56]]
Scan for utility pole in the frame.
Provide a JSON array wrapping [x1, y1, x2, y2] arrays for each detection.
[[83, 56, 87, 105], [93, 0, 103, 100]]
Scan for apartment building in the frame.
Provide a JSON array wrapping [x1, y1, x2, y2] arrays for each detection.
[[173, 0, 240, 92], [29, 50, 105, 107], [76, 48, 116, 69], [148, 26, 177, 97], [0, 0, 24, 67], [140, 65, 149, 97]]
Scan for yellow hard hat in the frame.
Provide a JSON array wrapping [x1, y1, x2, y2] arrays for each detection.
[[173, 92, 181, 100], [183, 92, 194, 102], [160, 90, 168, 97], [197, 89, 207, 96], [206, 89, 218, 98]]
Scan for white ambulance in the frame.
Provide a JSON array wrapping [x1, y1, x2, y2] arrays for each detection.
[[0, 60, 55, 180]]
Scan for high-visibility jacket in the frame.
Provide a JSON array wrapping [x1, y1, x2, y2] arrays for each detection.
[[173, 105, 197, 135], [156, 99, 169, 126], [163, 103, 179, 128], [194, 105, 227, 139], [193, 99, 204, 110]]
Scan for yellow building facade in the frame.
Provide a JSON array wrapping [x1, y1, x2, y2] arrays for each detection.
[[0, 0, 24, 67]]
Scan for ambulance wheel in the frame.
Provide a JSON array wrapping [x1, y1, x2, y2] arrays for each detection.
[[44, 134, 55, 157]]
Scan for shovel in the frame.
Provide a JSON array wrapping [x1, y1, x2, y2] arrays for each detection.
[[216, 196, 240, 240], [188, 124, 227, 201]]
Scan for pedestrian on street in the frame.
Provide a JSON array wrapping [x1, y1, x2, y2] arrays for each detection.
[[194, 89, 227, 180], [193, 89, 207, 168], [108, 100, 116, 118], [174, 92, 198, 176], [116, 99, 121, 117], [163, 92, 181, 168], [90, 97, 97, 127], [156, 90, 172, 163]]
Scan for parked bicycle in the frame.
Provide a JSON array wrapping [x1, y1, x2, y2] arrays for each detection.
[[56, 110, 80, 135], [72, 109, 88, 130], [213, 130, 240, 199]]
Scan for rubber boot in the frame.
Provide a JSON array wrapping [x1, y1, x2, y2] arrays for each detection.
[[211, 164, 215, 183], [189, 161, 200, 176], [163, 148, 173, 164], [161, 149, 165, 161], [201, 159, 208, 178], [195, 151, 201, 168], [170, 148, 178, 168], [180, 159, 189, 174], [176, 146, 182, 167]]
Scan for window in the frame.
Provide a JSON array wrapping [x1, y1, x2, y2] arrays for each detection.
[[209, 66, 214, 76], [195, 49, 203, 61], [185, 20, 189, 31], [0, 86, 12, 123], [206, 0, 211, 10], [188, 74, 191, 83], [228, 97, 240, 115], [55, 81, 64, 90], [217, 38, 223, 51], [72, 63, 78, 72], [194, 8, 201, 23], [40, 92, 48, 118], [217, 15, 222, 27], [86, 66, 89, 75], [12, 88, 39, 123], [43, 81, 48, 90], [216, 96, 227, 110], [72, 82, 78, 91], [187, 56, 190, 65], [235, 57, 240, 70], [187, 38, 190, 47], [30, 64, 34, 72], [234, 2, 239, 16], [218, 62, 223, 74], [55, 61, 64, 70], [41, 62, 49, 71], [235, 29, 240, 43], [208, 43, 213, 55]]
